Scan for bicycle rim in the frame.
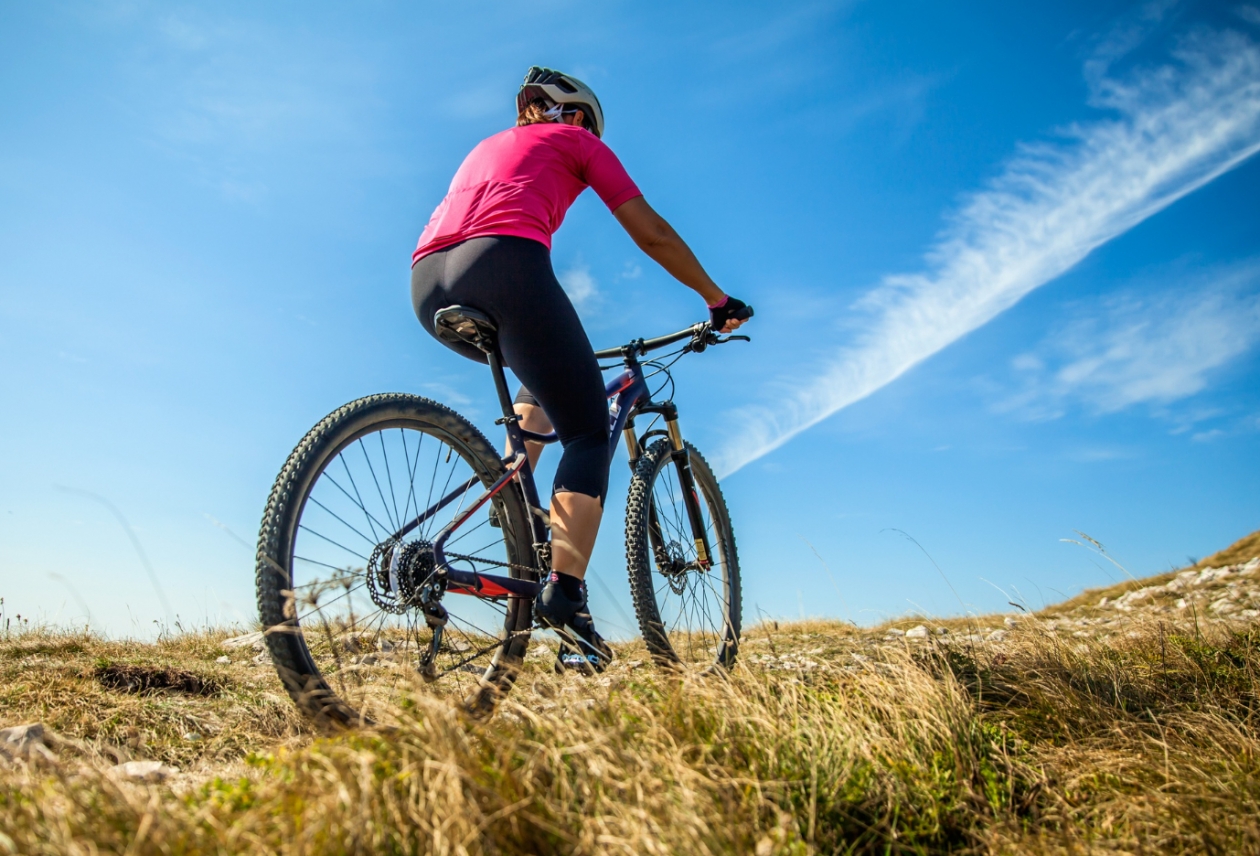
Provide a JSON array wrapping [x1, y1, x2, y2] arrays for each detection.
[[256, 394, 535, 727], [626, 439, 740, 668]]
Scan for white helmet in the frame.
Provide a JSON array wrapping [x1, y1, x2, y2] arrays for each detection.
[[517, 66, 605, 138]]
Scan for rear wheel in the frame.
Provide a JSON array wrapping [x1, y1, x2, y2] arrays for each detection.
[[255, 393, 536, 728], [625, 439, 741, 668]]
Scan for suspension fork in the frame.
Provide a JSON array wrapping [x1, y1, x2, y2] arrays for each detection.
[[653, 402, 714, 569]]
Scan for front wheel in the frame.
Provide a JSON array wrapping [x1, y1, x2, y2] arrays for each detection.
[[625, 439, 741, 668]]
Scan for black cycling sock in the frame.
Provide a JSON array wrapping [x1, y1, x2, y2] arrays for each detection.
[[552, 571, 584, 600]]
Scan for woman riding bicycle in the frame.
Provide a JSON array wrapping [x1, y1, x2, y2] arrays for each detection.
[[411, 66, 751, 664]]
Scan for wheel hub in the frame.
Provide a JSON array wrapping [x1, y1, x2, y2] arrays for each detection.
[[658, 540, 690, 594], [367, 539, 439, 613]]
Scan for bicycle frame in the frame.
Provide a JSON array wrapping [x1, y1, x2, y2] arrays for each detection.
[[389, 325, 717, 603]]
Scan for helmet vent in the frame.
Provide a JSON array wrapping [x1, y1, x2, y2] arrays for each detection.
[[555, 79, 577, 93]]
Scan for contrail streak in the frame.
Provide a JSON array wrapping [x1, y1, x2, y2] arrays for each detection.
[[715, 28, 1260, 477]]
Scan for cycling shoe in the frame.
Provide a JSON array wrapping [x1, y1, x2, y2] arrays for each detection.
[[536, 575, 612, 673], [534, 574, 584, 629]]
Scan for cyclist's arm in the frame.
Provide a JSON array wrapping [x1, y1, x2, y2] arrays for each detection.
[[612, 196, 725, 307]]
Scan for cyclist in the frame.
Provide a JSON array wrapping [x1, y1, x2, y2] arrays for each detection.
[[410, 66, 750, 667]]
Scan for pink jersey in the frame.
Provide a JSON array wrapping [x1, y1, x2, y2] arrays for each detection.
[[412, 123, 642, 264]]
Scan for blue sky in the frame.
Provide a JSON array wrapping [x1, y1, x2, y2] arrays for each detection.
[[1, 0, 1258, 637]]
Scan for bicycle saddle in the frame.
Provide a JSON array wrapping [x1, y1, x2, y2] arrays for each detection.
[[434, 305, 497, 353]]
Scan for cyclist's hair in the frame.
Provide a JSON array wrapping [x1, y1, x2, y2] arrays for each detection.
[[516, 97, 594, 134], [516, 98, 555, 127]]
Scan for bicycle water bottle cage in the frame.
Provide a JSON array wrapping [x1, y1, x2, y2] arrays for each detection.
[[434, 305, 498, 354]]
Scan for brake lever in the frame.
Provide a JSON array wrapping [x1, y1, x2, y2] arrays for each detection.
[[716, 334, 751, 344]]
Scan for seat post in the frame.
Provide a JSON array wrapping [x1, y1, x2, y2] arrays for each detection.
[[485, 345, 532, 465], [484, 346, 518, 421]]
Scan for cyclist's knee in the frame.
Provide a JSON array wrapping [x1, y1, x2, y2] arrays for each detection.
[[514, 402, 552, 434], [554, 430, 610, 504]]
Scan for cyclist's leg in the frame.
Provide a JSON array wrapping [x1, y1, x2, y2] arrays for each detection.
[[412, 236, 610, 577], [488, 264, 609, 579], [510, 389, 551, 471], [510, 395, 600, 571]]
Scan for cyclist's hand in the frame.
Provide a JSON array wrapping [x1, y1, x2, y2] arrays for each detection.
[[708, 295, 753, 333]]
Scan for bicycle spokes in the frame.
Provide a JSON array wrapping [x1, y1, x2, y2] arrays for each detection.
[[285, 422, 523, 707]]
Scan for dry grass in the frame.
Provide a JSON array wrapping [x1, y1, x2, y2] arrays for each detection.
[[2, 530, 1259, 854]]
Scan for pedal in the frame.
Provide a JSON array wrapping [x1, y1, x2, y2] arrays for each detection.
[[550, 627, 610, 675], [558, 651, 605, 672], [552, 639, 578, 675]]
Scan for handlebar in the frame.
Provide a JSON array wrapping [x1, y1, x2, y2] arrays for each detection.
[[593, 321, 750, 361]]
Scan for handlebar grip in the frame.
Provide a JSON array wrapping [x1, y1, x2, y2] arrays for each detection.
[[733, 304, 754, 321]]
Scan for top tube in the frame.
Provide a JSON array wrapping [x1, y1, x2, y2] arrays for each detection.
[[592, 322, 707, 361]]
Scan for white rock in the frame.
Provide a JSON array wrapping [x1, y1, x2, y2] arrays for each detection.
[[182, 732, 201, 742], [110, 760, 179, 783], [215, 656, 231, 665], [936, 627, 949, 635], [884, 628, 905, 637], [905, 625, 929, 639], [1176, 599, 1188, 610], [1003, 617, 1019, 628], [986, 630, 1008, 642], [222, 632, 265, 651], [252, 650, 273, 666], [1197, 568, 1230, 585], [1097, 597, 1110, 607], [0, 723, 55, 762]]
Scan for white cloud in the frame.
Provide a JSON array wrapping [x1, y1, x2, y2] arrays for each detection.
[[713, 27, 1260, 477], [559, 263, 599, 310], [1082, 0, 1178, 84], [1239, 6, 1260, 27], [997, 262, 1260, 419]]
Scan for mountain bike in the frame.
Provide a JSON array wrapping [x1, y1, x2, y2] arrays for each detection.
[[254, 305, 750, 727]]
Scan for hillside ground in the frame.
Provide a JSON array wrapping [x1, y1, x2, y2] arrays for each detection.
[[2, 531, 1259, 854]]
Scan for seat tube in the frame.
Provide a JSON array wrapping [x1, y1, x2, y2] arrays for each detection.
[[485, 344, 548, 549], [485, 346, 530, 460], [662, 404, 713, 568], [484, 347, 517, 421]]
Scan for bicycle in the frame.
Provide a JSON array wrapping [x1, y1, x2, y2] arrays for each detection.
[[255, 304, 751, 726]]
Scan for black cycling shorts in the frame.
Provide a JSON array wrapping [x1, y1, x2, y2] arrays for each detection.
[[411, 235, 610, 503]]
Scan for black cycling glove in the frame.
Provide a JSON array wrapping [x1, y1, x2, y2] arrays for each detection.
[[709, 295, 754, 332]]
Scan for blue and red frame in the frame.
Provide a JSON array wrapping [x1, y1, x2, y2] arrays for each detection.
[[386, 324, 714, 604]]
